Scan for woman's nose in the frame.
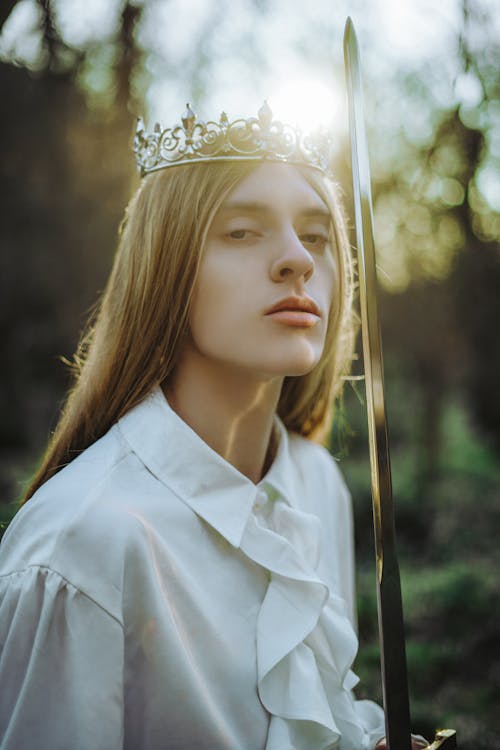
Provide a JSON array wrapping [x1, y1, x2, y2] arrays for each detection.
[[269, 229, 314, 283]]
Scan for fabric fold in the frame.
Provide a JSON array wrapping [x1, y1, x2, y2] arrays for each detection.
[[239, 493, 370, 750], [0, 566, 124, 749]]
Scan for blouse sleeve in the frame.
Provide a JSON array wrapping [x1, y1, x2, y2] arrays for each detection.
[[0, 565, 124, 750]]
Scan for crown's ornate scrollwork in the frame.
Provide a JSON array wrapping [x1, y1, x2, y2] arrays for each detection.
[[133, 102, 333, 177]]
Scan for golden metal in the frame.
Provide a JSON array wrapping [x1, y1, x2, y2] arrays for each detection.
[[343, 17, 412, 750], [427, 730, 458, 749]]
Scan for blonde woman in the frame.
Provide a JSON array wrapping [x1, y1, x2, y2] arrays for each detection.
[[0, 105, 423, 749]]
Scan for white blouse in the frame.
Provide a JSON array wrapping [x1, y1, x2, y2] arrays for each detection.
[[0, 387, 384, 750]]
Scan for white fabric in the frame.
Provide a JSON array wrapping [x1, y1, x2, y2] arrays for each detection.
[[0, 386, 384, 749]]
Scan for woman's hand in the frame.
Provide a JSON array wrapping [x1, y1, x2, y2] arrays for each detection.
[[375, 734, 429, 750]]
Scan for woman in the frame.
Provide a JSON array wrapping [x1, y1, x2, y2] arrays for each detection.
[[0, 104, 423, 749]]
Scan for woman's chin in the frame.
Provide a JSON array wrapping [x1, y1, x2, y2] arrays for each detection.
[[264, 353, 321, 378], [278, 344, 323, 377]]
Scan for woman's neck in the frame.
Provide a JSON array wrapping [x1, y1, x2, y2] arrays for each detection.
[[163, 349, 283, 484]]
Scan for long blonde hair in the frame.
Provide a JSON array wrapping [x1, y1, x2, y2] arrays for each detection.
[[22, 160, 357, 504]]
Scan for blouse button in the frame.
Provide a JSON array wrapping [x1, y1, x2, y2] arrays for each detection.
[[253, 488, 268, 511]]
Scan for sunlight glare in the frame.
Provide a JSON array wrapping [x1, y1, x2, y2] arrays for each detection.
[[267, 75, 345, 139]]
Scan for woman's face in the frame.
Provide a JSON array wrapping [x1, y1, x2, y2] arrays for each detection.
[[187, 161, 337, 382]]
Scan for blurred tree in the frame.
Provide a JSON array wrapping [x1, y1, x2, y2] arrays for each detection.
[[368, 0, 500, 471], [0, 1, 142, 500]]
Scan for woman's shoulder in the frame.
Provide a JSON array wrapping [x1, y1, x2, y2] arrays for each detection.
[[0, 423, 176, 616], [281, 429, 353, 536], [286, 430, 350, 497]]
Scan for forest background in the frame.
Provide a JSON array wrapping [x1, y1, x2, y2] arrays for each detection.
[[1, 0, 499, 747]]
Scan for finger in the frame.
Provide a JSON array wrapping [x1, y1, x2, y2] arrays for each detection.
[[412, 736, 430, 749], [374, 734, 429, 750]]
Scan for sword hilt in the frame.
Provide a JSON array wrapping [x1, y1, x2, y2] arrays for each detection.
[[427, 729, 457, 750]]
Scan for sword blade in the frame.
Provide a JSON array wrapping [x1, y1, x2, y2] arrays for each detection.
[[343, 17, 412, 750]]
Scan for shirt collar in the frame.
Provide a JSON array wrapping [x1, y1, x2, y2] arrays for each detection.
[[118, 386, 297, 548]]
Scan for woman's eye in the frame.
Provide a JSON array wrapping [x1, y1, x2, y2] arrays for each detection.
[[301, 233, 328, 247], [228, 229, 252, 240]]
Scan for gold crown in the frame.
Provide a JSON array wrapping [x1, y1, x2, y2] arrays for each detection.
[[133, 101, 333, 177]]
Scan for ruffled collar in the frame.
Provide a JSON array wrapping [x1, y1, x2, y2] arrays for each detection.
[[118, 386, 374, 750], [118, 385, 295, 547]]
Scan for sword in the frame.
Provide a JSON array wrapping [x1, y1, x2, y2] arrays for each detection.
[[343, 18, 458, 750]]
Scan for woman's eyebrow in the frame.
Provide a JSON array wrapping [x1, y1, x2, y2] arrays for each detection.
[[219, 201, 331, 220], [219, 201, 273, 215], [299, 207, 331, 221]]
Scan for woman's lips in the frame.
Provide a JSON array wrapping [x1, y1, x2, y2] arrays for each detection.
[[264, 296, 321, 328], [266, 310, 319, 327]]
